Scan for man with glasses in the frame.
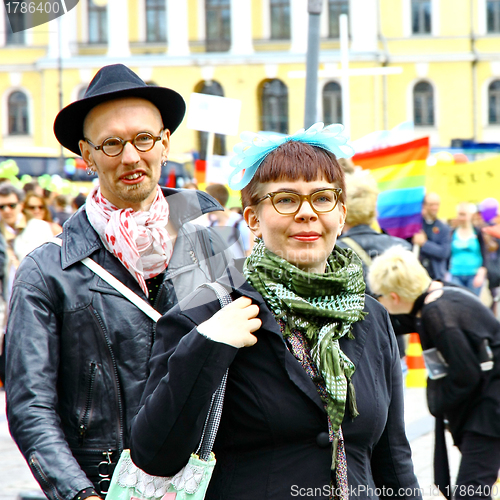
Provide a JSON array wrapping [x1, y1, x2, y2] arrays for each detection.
[[5, 64, 231, 500]]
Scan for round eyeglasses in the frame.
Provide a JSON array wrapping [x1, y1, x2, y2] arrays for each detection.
[[254, 188, 342, 216], [85, 130, 164, 157]]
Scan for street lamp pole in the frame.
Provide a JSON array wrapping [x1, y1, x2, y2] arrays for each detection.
[[304, 0, 323, 128], [58, 13, 64, 171]]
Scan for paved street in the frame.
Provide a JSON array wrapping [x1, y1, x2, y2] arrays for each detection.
[[0, 385, 463, 500]]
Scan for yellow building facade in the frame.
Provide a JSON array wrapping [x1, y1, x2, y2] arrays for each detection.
[[1, 0, 500, 164]]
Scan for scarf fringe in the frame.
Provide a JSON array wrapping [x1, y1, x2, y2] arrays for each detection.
[[348, 378, 359, 419]]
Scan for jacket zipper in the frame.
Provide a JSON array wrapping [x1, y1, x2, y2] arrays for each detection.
[[29, 454, 63, 500], [78, 361, 97, 444], [92, 308, 124, 451]]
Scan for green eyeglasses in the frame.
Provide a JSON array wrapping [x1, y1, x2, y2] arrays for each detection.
[[85, 130, 164, 157], [255, 188, 342, 215]]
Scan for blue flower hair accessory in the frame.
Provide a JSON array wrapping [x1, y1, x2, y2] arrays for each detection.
[[228, 122, 354, 190]]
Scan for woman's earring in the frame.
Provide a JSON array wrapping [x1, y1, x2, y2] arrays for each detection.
[[86, 165, 95, 176]]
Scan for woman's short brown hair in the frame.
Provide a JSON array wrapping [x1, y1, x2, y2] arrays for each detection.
[[240, 141, 346, 209]]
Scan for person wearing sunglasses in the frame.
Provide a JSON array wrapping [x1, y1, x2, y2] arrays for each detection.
[[10, 192, 62, 263], [130, 124, 420, 499], [5, 64, 232, 500]]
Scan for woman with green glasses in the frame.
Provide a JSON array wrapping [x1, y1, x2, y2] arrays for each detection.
[[130, 124, 420, 500]]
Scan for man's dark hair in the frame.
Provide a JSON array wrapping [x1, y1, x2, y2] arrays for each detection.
[[72, 193, 86, 209], [0, 182, 25, 202]]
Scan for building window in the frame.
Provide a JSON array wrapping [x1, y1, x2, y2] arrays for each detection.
[[5, 8, 25, 44], [146, 0, 166, 43], [488, 80, 500, 124], [260, 79, 288, 134], [8, 91, 29, 135], [328, 0, 349, 38], [205, 0, 231, 52], [197, 81, 227, 159], [270, 0, 290, 40], [323, 82, 342, 124], [411, 0, 431, 34], [487, 0, 500, 33], [413, 81, 434, 126], [88, 0, 107, 44]]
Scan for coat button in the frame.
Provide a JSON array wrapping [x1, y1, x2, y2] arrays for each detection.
[[316, 432, 330, 448]]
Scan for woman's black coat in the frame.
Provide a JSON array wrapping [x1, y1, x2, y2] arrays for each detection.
[[130, 266, 420, 500]]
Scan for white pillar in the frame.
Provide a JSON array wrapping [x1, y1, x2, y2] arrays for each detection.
[[230, 0, 253, 55], [0, 5, 5, 47], [107, 0, 130, 57], [47, 15, 72, 59], [167, 0, 190, 55], [340, 14, 351, 138], [290, 0, 308, 53], [350, 0, 377, 52]]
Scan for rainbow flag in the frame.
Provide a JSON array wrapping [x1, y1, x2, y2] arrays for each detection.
[[352, 137, 430, 239]]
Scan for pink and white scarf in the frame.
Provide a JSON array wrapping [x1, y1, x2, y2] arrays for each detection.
[[85, 186, 174, 297]]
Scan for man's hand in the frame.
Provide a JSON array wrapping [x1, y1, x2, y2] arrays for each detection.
[[197, 296, 260, 348], [412, 230, 428, 247]]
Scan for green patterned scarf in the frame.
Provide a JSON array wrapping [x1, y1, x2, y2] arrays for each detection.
[[243, 239, 367, 432]]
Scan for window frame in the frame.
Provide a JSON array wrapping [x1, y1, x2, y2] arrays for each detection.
[[328, 0, 349, 39], [260, 79, 289, 135], [5, 7, 26, 45], [146, 0, 167, 43], [487, 0, 500, 33], [413, 81, 435, 127], [488, 80, 500, 125], [411, 0, 432, 35], [270, 0, 291, 40], [323, 81, 343, 125], [205, 0, 231, 52], [7, 90, 29, 136], [88, 0, 108, 44]]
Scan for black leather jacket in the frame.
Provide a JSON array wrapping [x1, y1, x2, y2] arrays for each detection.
[[5, 188, 230, 500]]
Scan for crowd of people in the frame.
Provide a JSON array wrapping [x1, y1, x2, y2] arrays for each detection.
[[0, 62, 498, 500]]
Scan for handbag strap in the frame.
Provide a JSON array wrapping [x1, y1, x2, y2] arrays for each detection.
[[51, 238, 161, 323], [195, 282, 232, 461]]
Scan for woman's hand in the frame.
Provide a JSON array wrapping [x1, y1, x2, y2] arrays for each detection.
[[197, 296, 261, 348], [473, 266, 487, 289]]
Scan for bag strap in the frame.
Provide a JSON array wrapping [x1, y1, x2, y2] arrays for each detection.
[[341, 237, 373, 267], [195, 282, 232, 461], [51, 238, 162, 323]]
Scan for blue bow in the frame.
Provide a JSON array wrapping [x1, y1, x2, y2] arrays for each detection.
[[228, 122, 354, 190]]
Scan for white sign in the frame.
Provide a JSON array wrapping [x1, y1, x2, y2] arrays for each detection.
[[187, 93, 242, 136], [205, 154, 234, 184]]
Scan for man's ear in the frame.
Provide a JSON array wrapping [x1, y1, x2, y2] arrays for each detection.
[[389, 291, 400, 304], [244, 206, 262, 238], [79, 139, 93, 167], [161, 129, 171, 162]]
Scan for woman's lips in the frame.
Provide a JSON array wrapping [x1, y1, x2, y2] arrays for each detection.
[[292, 233, 320, 242]]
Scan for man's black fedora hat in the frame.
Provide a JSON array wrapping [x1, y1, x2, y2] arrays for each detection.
[[54, 64, 186, 156]]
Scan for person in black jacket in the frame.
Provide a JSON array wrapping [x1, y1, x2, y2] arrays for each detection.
[[369, 246, 500, 500], [411, 192, 452, 281], [130, 125, 420, 499], [5, 64, 231, 500]]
